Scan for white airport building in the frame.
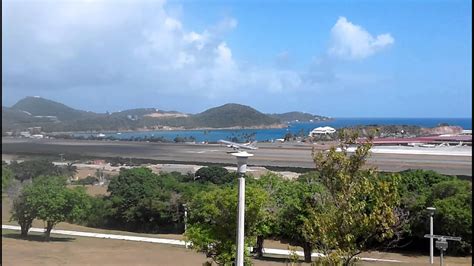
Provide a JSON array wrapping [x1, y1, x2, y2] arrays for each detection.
[[308, 126, 336, 137]]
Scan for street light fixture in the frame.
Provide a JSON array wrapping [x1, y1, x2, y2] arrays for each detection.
[[231, 151, 253, 266], [427, 207, 436, 264]]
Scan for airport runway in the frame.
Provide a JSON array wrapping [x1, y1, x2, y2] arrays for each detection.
[[2, 138, 472, 176]]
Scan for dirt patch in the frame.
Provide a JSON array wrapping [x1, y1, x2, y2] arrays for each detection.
[[66, 184, 109, 197], [144, 112, 189, 118], [1, 154, 21, 162], [74, 167, 118, 180]]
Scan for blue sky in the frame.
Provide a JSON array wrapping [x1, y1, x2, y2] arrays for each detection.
[[2, 0, 472, 117]]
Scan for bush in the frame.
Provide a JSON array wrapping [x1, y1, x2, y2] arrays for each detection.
[[395, 170, 471, 255], [78, 196, 113, 228], [194, 166, 231, 184], [430, 180, 472, 254], [2, 166, 13, 192]]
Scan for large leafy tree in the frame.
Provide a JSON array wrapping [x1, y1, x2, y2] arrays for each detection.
[[250, 173, 286, 257], [253, 172, 322, 261], [281, 172, 329, 262], [9, 159, 62, 183], [302, 130, 404, 265], [107, 167, 180, 232], [33, 176, 90, 241], [11, 176, 90, 241], [10, 185, 37, 238], [185, 185, 270, 265]]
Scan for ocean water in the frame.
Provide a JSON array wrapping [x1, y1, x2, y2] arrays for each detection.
[[74, 118, 472, 143]]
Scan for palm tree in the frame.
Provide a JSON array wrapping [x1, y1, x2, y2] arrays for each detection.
[[65, 163, 78, 180]]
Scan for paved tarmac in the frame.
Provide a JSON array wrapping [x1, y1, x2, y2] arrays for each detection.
[[2, 138, 472, 176]]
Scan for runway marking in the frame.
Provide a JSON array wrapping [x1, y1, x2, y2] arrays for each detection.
[[185, 150, 226, 154]]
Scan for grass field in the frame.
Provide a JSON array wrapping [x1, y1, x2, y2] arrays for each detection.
[[3, 229, 472, 266]]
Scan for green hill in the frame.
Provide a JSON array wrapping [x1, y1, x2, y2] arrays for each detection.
[[191, 103, 280, 128], [5, 98, 333, 132], [2, 106, 57, 132], [269, 111, 331, 123], [11, 96, 100, 121]]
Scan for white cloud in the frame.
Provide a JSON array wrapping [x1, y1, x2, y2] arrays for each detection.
[[328, 16, 394, 60], [164, 17, 182, 31], [4, 0, 393, 111], [183, 31, 207, 50], [214, 42, 235, 69]]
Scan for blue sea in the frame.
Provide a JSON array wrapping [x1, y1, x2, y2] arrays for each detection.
[[74, 118, 472, 143]]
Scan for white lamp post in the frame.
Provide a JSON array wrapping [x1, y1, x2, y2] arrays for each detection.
[[231, 151, 253, 266], [183, 203, 188, 248], [427, 207, 436, 264]]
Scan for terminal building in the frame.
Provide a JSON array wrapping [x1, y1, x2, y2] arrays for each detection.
[[308, 126, 336, 137]]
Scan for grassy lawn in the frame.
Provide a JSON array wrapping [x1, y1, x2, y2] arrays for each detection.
[[3, 229, 472, 266]]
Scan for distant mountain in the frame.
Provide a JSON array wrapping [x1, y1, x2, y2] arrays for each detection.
[[3, 97, 329, 133], [269, 111, 331, 123], [11, 96, 100, 121], [2, 106, 53, 131], [191, 103, 280, 128]]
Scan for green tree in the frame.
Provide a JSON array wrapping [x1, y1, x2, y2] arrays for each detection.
[[107, 168, 179, 232], [396, 170, 452, 225], [251, 173, 284, 257], [252, 172, 320, 260], [429, 180, 472, 254], [185, 185, 270, 265], [279, 174, 326, 262], [302, 130, 403, 265], [10, 185, 37, 238], [63, 162, 78, 179], [194, 166, 231, 184], [2, 165, 13, 192], [28, 176, 90, 241], [76, 196, 112, 228], [9, 159, 62, 183]]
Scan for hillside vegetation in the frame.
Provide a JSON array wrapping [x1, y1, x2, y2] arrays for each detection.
[[269, 111, 331, 123], [192, 103, 280, 128], [11, 96, 100, 121], [3, 97, 327, 133]]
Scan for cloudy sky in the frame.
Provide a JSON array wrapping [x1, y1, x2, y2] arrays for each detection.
[[2, 0, 472, 117]]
